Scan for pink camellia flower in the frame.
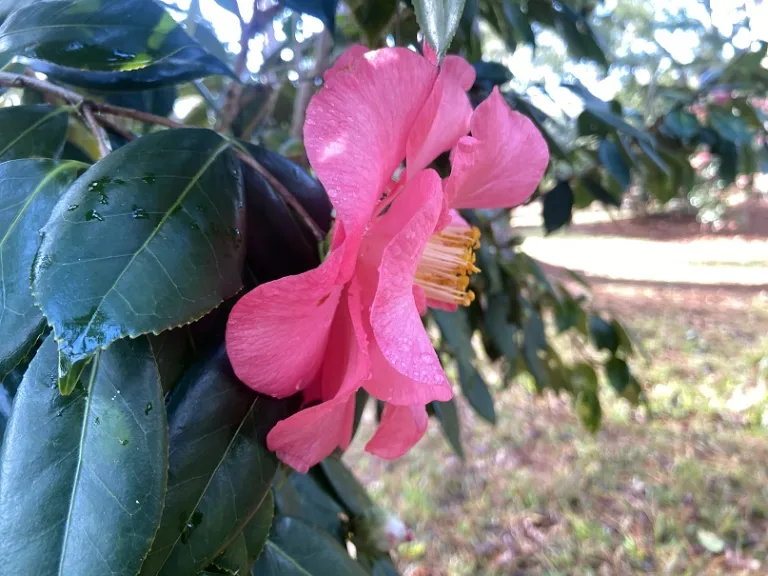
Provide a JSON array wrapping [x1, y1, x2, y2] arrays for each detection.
[[226, 44, 548, 473]]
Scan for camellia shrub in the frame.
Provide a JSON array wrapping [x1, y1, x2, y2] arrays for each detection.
[[0, 0, 658, 574]]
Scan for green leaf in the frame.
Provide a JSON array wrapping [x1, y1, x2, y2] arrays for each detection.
[[0, 105, 68, 161], [542, 180, 573, 233], [349, 0, 397, 45], [598, 139, 630, 191], [605, 356, 630, 394], [208, 532, 248, 576], [0, 360, 24, 443], [575, 389, 601, 432], [350, 387, 369, 444], [253, 517, 367, 576], [273, 469, 346, 540], [710, 108, 754, 145], [1, 0, 233, 90], [139, 347, 293, 576], [588, 315, 619, 354], [413, 0, 467, 60], [320, 456, 374, 516], [553, 4, 608, 69], [661, 108, 700, 143], [242, 490, 275, 564], [106, 86, 177, 119], [206, 489, 275, 574], [239, 142, 330, 283], [696, 529, 726, 554], [371, 557, 400, 576], [434, 309, 496, 424], [484, 292, 519, 362], [33, 128, 245, 365], [282, 0, 339, 32], [0, 335, 167, 576], [0, 159, 84, 379], [147, 328, 193, 394], [431, 398, 464, 459]]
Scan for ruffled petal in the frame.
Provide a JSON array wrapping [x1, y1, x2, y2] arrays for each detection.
[[265, 282, 369, 472], [406, 56, 475, 176], [267, 394, 356, 473], [445, 87, 549, 210], [365, 170, 452, 405], [226, 248, 343, 397], [364, 404, 428, 459], [305, 48, 437, 279]]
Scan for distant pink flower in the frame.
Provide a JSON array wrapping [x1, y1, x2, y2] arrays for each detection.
[[226, 45, 548, 472]]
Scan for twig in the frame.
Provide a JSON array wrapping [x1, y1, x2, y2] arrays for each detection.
[[80, 104, 111, 158], [95, 115, 138, 143], [240, 84, 281, 139], [217, 3, 280, 132], [290, 30, 332, 139], [234, 147, 324, 241], [0, 70, 324, 239]]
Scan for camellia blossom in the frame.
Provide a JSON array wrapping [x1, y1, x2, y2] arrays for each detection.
[[226, 43, 549, 473]]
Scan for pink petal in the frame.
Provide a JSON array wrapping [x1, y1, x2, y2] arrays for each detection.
[[267, 394, 356, 473], [226, 248, 343, 397], [423, 41, 438, 65], [265, 282, 369, 472], [406, 55, 475, 176], [364, 404, 428, 459], [324, 44, 369, 81], [305, 48, 437, 280], [413, 285, 427, 316], [366, 170, 452, 405], [445, 87, 549, 210]]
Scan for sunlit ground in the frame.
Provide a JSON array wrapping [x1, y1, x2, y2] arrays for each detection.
[[346, 200, 768, 575]]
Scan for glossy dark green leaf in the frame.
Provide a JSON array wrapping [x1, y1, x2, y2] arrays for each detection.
[[588, 315, 619, 354], [484, 293, 519, 362], [414, 0, 467, 60], [243, 490, 275, 564], [542, 180, 573, 233], [253, 517, 367, 576], [208, 532, 248, 576], [0, 335, 167, 576], [431, 398, 463, 459], [240, 142, 330, 283], [147, 327, 192, 394], [434, 309, 496, 425], [566, 84, 653, 144], [320, 456, 374, 516], [106, 86, 177, 118], [472, 61, 512, 92], [274, 469, 346, 540], [350, 387, 369, 444], [605, 356, 630, 394], [0, 361, 24, 443], [0, 0, 231, 83], [282, 0, 338, 32], [598, 139, 631, 191], [0, 159, 84, 379], [140, 347, 293, 576], [33, 129, 245, 365], [0, 105, 68, 161]]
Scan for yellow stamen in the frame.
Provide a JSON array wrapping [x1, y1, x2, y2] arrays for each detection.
[[414, 225, 481, 307]]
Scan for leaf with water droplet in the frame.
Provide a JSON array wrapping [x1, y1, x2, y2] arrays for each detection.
[[0, 0, 234, 91], [139, 347, 296, 576], [144, 402, 153, 415], [0, 335, 168, 575], [0, 159, 83, 380], [33, 129, 245, 365]]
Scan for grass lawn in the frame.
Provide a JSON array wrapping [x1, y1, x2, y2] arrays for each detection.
[[345, 221, 768, 575]]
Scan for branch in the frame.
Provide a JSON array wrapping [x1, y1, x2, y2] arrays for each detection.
[[290, 30, 332, 139], [0, 71, 324, 240], [80, 104, 111, 158]]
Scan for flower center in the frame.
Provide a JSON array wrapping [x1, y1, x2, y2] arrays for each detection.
[[414, 225, 481, 307]]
